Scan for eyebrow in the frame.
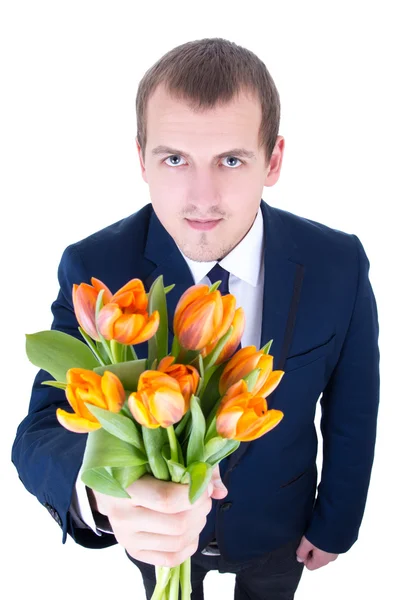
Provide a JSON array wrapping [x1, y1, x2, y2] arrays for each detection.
[[151, 145, 256, 160]]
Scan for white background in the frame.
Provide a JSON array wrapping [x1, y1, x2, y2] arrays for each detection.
[[1, 1, 399, 598]]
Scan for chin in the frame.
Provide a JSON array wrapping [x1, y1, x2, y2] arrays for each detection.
[[178, 241, 229, 263]]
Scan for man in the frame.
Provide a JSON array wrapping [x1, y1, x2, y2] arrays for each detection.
[[12, 38, 380, 600]]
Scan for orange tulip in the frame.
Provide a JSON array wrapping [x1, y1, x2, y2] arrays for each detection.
[[72, 277, 112, 340], [97, 279, 159, 345], [56, 368, 125, 433], [128, 370, 187, 429], [201, 307, 245, 364], [216, 379, 284, 442], [173, 284, 238, 351], [157, 356, 200, 410], [219, 346, 284, 398]]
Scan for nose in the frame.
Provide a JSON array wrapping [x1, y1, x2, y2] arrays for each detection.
[[187, 170, 221, 209]]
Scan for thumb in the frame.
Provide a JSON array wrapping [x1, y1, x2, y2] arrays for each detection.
[[209, 464, 228, 499], [296, 536, 313, 563]]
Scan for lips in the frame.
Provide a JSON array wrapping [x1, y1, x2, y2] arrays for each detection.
[[185, 219, 222, 231]]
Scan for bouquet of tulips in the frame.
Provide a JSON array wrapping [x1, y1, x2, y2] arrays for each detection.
[[26, 274, 285, 600]]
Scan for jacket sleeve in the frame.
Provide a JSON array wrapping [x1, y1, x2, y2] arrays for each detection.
[[11, 245, 117, 549], [304, 234, 380, 554]]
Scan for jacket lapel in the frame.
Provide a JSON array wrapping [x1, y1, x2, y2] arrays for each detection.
[[223, 201, 304, 477], [143, 210, 195, 343]]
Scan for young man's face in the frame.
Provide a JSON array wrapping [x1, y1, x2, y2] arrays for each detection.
[[136, 83, 284, 262]]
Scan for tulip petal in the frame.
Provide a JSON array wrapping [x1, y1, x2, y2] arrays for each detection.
[[91, 278, 113, 304], [216, 406, 243, 439], [131, 310, 160, 345], [150, 387, 186, 427], [257, 370, 285, 398], [128, 392, 160, 428], [112, 312, 146, 344], [219, 346, 259, 394], [177, 300, 217, 350], [173, 284, 209, 333], [56, 408, 101, 433], [101, 371, 125, 412], [73, 283, 100, 341], [111, 279, 148, 312], [236, 409, 284, 442], [97, 303, 122, 339], [215, 307, 246, 364], [158, 356, 175, 371]]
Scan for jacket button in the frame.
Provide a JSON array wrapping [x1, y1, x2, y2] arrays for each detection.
[[220, 502, 232, 511], [44, 502, 62, 527]]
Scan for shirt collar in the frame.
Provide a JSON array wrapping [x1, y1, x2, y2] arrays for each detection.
[[178, 206, 264, 286]]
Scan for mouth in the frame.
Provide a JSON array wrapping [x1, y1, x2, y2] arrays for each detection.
[[185, 218, 223, 231]]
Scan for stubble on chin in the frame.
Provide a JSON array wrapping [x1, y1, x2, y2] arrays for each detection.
[[177, 233, 235, 263]]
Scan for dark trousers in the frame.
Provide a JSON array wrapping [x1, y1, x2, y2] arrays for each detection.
[[127, 536, 304, 599]]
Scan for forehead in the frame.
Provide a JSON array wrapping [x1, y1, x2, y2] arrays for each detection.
[[145, 84, 262, 148]]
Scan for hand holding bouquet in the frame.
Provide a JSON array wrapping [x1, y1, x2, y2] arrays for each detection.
[[26, 274, 285, 600]]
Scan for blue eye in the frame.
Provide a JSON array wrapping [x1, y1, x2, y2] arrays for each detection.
[[165, 155, 186, 167], [222, 156, 242, 168], [164, 155, 243, 168]]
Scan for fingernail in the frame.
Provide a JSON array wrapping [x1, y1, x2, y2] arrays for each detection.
[[296, 556, 304, 562], [214, 479, 227, 490], [208, 483, 214, 495]]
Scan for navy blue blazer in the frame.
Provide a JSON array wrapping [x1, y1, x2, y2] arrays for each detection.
[[12, 200, 380, 563]]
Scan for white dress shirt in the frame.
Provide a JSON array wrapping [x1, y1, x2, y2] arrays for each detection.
[[69, 206, 265, 543]]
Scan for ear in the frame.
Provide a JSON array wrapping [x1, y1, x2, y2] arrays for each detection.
[[136, 138, 148, 183], [264, 136, 285, 187]]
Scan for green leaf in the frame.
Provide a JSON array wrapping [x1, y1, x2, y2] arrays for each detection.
[[200, 363, 225, 421], [81, 466, 130, 498], [164, 284, 175, 294], [205, 439, 240, 468], [171, 336, 180, 359], [147, 275, 169, 363], [243, 368, 261, 393], [26, 331, 99, 382], [190, 353, 204, 380], [41, 380, 67, 390], [111, 465, 148, 489], [142, 426, 170, 480], [202, 326, 233, 370], [209, 281, 221, 293], [93, 359, 147, 390], [174, 409, 191, 438], [180, 461, 213, 504], [260, 339, 273, 354], [204, 436, 228, 461], [161, 445, 186, 481], [81, 427, 148, 470], [85, 404, 145, 452], [186, 395, 205, 465]]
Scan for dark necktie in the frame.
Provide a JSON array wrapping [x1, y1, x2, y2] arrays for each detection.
[[206, 262, 230, 295], [206, 262, 241, 350]]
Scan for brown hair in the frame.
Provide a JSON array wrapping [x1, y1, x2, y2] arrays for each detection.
[[135, 38, 280, 165]]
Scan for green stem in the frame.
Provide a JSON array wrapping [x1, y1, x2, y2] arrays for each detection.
[[110, 340, 120, 363], [78, 327, 106, 366], [167, 425, 179, 466], [180, 557, 192, 600], [131, 345, 138, 360], [151, 566, 172, 600], [168, 566, 180, 600]]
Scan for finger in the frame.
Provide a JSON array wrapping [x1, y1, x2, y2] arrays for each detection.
[[126, 474, 194, 513], [296, 536, 314, 562], [305, 553, 327, 571], [134, 538, 199, 569], [129, 502, 209, 537]]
